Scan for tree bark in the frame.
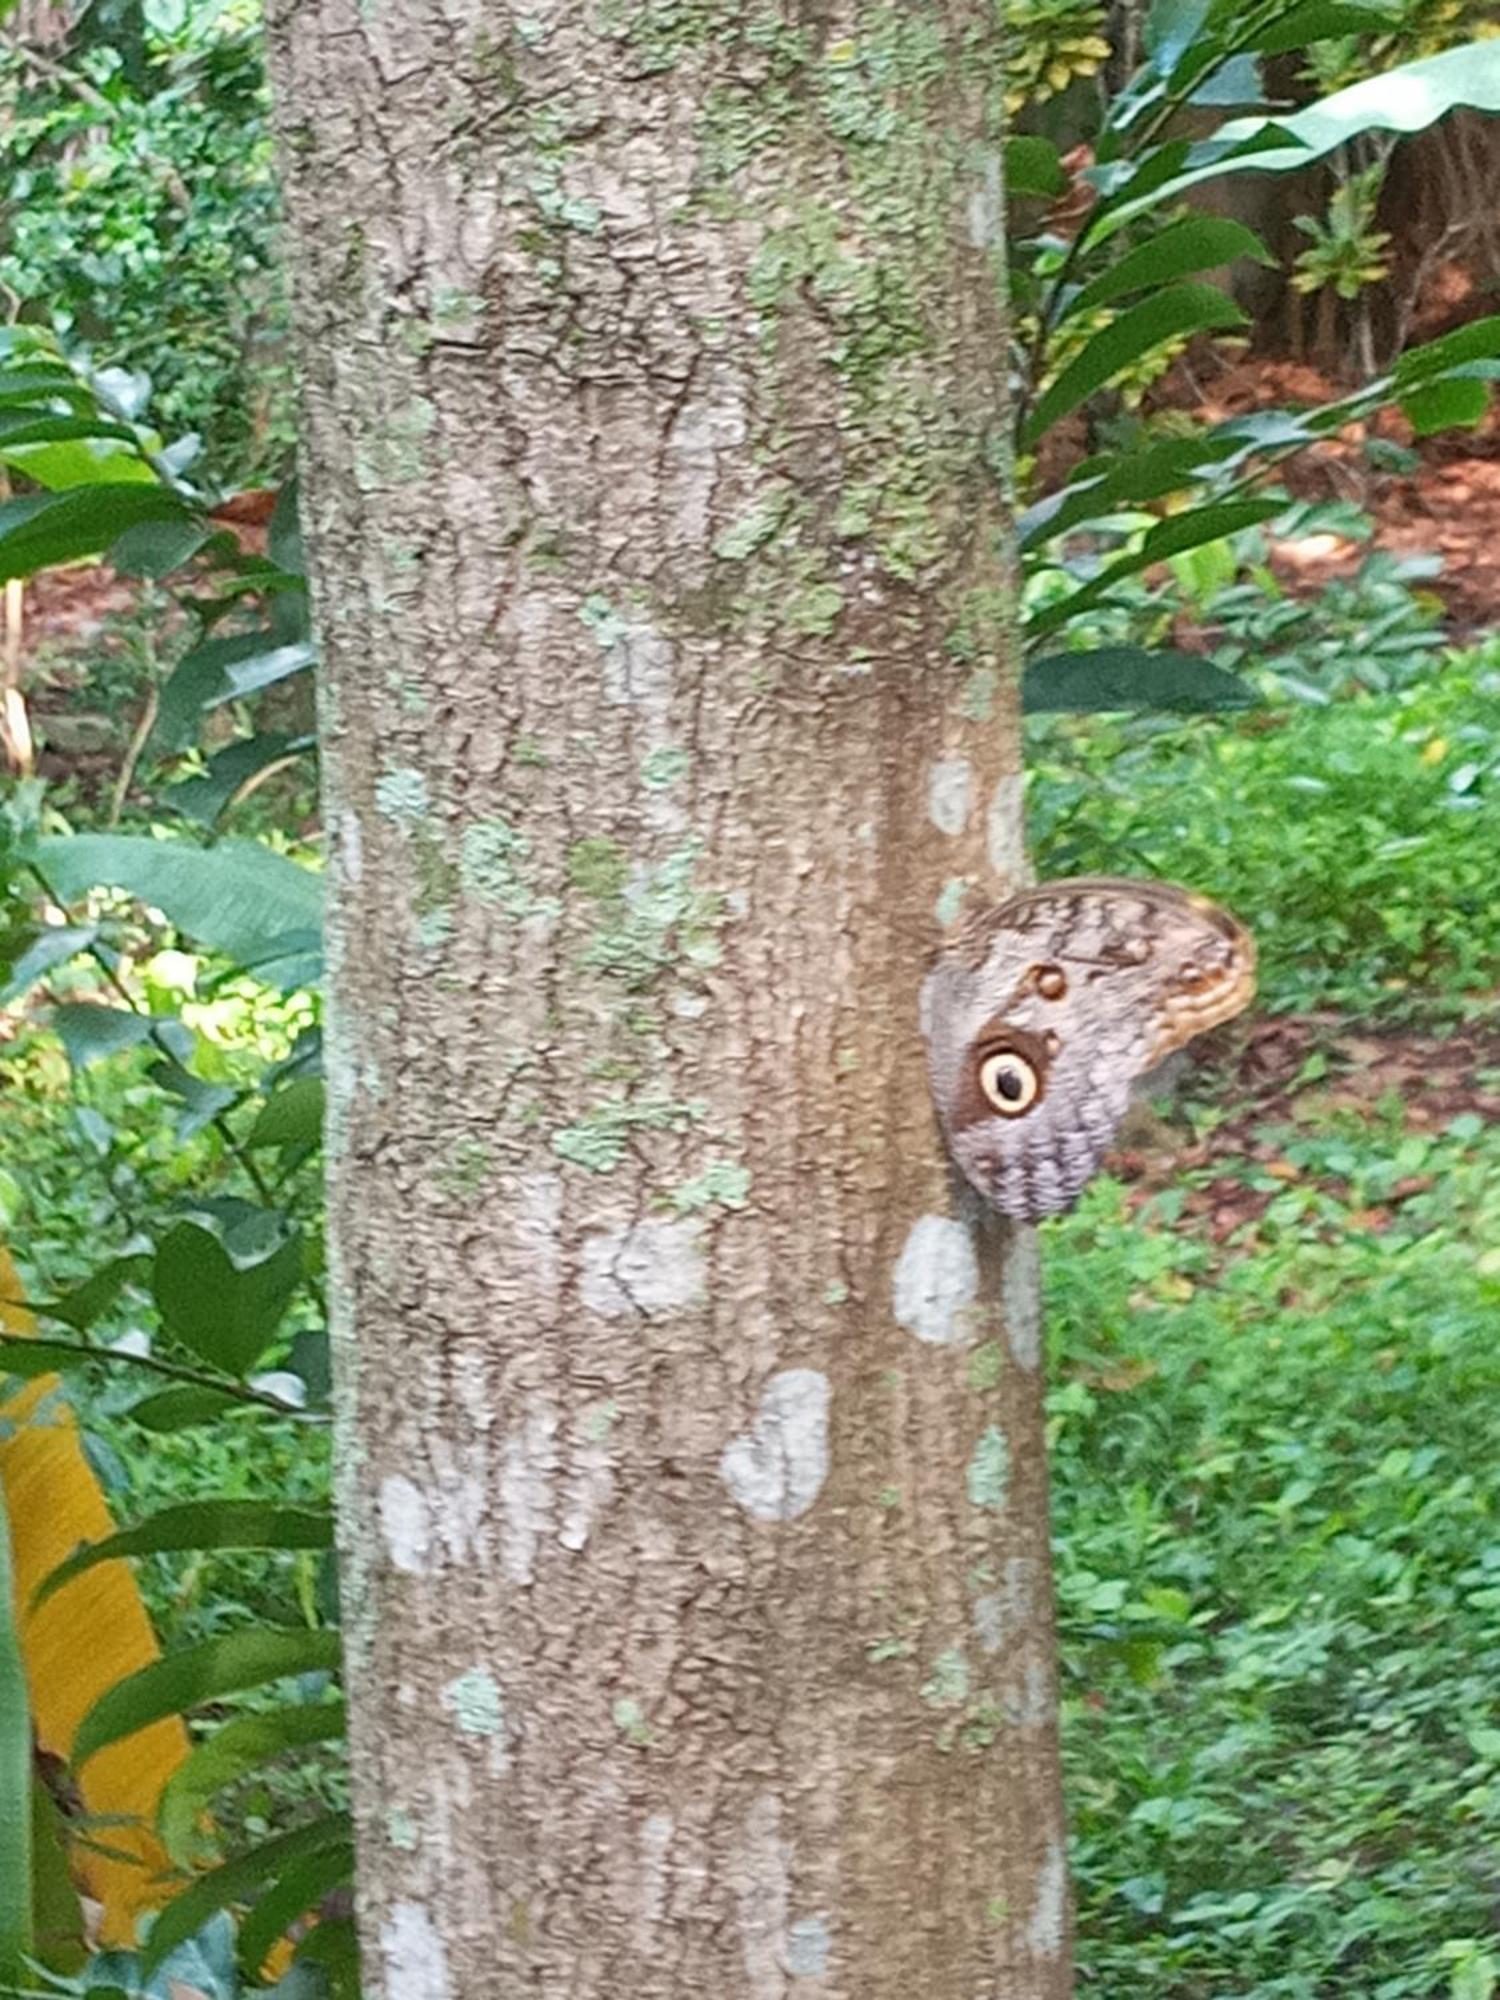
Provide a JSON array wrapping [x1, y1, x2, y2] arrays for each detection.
[[265, 4, 1070, 1996]]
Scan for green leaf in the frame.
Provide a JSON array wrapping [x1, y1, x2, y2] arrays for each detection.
[[238, 1844, 355, 1982], [32, 833, 323, 991], [124, 1385, 243, 1432], [152, 1219, 303, 1376], [108, 517, 211, 578], [1024, 647, 1258, 713], [1395, 316, 1500, 386], [1023, 285, 1249, 448], [0, 1499, 34, 1985], [72, 1627, 344, 1770], [1064, 217, 1272, 321], [157, 1703, 346, 1869], [40, 1254, 150, 1332], [140, 1812, 351, 1974], [293, 1916, 360, 2000], [0, 1338, 91, 1379], [51, 1002, 155, 1071], [0, 923, 97, 1005], [1006, 136, 1068, 199], [249, 1078, 325, 1153], [1401, 377, 1491, 438], [1117, 39, 1500, 219], [167, 733, 307, 829], [0, 484, 193, 583], [1253, 3, 1398, 56], [35, 1501, 333, 1610], [1027, 498, 1286, 641]]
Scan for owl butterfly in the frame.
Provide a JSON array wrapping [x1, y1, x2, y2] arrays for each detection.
[[921, 876, 1255, 1222]]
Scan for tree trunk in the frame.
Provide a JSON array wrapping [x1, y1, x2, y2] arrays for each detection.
[[265, 5, 1070, 1996]]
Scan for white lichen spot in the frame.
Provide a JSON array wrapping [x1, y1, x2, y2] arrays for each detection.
[[972, 1555, 1038, 1655], [442, 1666, 504, 1738], [559, 1403, 615, 1554], [786, 1914, 832, 1978], [499, 1402, 559, 1583], [635, 1812, 675, 1953], [928, 756, 973, 837], [374, 766, 430, 825], [720, 1370, 830, 1522], [967, 149, 1005, 249], [1026, 1838, 1068, 1958], [892, 1214, 980, 1347], [1003, 1223, 1043, 1370], [579, 1218, 705, 1317], [378, 1473, 432, 1575], [967, 1425, 1011, 1514], [737, 1793, 790, 2000], [386, 1807, 417, 1851], [935, 875, 970, 927], [987, 772, 1027, 884], [380, 1901, 452, 2000], [338, 809, 364, 886]]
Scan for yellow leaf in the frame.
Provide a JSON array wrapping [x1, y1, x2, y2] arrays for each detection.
[[0, 1245, 188, 1944], [1421, 737, 1448, 765]]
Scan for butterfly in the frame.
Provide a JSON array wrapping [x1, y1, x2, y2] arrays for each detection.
[[921, 876, 1255, 1221]]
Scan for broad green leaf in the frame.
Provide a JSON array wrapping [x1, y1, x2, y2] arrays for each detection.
[[0, 485, 192, 583], [293, 1915, 360, 2000], [0, 441, 157, 491], [1064, 217, 1272, 322], [51, 1003, 155, 1072], [1005, 136, 1067, 199], [238, 1845, 354, 1981], [0, 1500, 33, 1984], [0, 412, 140, 448], [157, 1703, 346, 1868], [40, 1255, 150, 1332], [1402, 377, 1491, 438], [35, 1501, 332, 1610], [1114, 39, 1500, 219], [124, 1385, 243, 1432], [109, 517, 211, 578], [140, 1812, 351, 1974], [72, 1627, 344, 1770], [0, 1337, 102, 1379], [1027, 498, 1285, 640], [167, 733, 307, 828], [1253, 3, 1397, 56], [249, 1078, 325, 1153], [152, 1219, 303, 1376], [1024, 647, 1257, 713], [1394, 316, 1500, 386], [1022, 285, 1249, 448], [30, 1779, 86, 1974], [32, 834, 323, 990], [0, 923, 98, 1004]]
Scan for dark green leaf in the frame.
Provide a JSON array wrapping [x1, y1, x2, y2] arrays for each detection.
[[125, 1385, 242, 1432], [139, 1812, 351, 1974], [157, 1703, 346, 1869], [1024, 647, 1258, 713], [152, 1219, 303, 1376], [33, 833, 323, 991], [0, 484, 192, 583], [52, 1003, 154, 1072], [268, 479, 305, 577], [35, 1501, 332, 1610], [108, 517, 211, 578], [1065, 218, 1272, 322], [1027, 498, 1286, 640], [1254, 3, 1405, 55], [147, 1058, 238, 1137], [0, 1496, 34, 1983], [1394, 315, 1500, 386], [0, 923, 98, 1004], [72, 1627, 344, 1770], [1023, 285, 1249, 448], [40, 1254, 150, 1332], [1006, 136, 1068, 199], [249, 1078, 325, 1153], [167, 732, 306, 828], [238, 1845, 354, 1982]]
